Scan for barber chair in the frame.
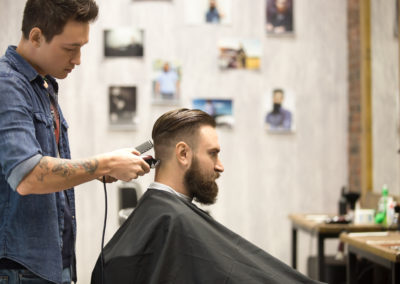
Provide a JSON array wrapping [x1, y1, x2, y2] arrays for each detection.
[[118, 181, 142, 225]]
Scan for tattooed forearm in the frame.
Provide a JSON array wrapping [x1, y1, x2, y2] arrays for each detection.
[[52, 159, 99, 177], [36, 157, 51, 181], [81, 159, 99, 175], [52, 160, 77, 177], [35, 157, 99, 181]]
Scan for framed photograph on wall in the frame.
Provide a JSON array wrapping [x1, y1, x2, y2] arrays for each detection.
[[185, 0, 232, 25], [266, 0, 294, 35], [264, 88, 295, 133], [152, 59, 181, 105], [104, 28, 144, 57], [109, 86, 137, 130], [192, 98, 234, 129], [218, 38, 261, 70]]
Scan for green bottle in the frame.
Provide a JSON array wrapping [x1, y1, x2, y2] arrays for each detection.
[[374, 184, 388, 226]]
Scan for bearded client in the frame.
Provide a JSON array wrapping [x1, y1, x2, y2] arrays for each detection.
[[91, 108, 323, 284]]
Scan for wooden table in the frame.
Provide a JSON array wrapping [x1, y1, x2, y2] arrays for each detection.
[[289, 213, 388, 282], [340, 231, 400, 284]]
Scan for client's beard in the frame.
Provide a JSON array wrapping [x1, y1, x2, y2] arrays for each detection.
[[184, 157, 220, 205]]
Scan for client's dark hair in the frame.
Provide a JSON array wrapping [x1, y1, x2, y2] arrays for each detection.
[[152, 108, 216, 161], [22, 0, 99, 42]]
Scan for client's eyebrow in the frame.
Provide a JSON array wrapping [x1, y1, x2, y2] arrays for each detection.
[[208, 147, 220, 153]]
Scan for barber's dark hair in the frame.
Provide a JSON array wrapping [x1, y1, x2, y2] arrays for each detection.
[[22, 0, 99, 42], [152, 108, 216, 160]]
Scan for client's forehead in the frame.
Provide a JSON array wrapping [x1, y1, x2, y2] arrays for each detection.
[[196, 125, 220, 150]]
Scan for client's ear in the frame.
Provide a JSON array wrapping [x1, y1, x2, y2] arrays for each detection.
[[175, 142, 192, 168]]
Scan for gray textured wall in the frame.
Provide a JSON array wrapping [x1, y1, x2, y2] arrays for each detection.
[[371, 0, 400, 197], [2, 0, 396, 283]]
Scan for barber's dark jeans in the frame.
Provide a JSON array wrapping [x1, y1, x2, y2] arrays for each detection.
[[0, 267, 71, 284]]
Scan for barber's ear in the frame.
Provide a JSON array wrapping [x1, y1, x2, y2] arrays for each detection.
[[29, 28, 44, 48], [175, 142, 192, 167]]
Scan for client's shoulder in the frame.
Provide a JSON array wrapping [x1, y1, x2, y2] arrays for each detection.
[[138, 189, 193, 215]]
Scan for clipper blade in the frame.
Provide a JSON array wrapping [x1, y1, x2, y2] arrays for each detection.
[[142, 155, 160, 169]]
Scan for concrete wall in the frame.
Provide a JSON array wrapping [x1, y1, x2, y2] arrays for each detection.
[[371, 0, 400, 197], [0, 0, 353, 282]]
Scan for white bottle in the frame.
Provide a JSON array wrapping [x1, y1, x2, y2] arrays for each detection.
[[387, 198, 396, 227]]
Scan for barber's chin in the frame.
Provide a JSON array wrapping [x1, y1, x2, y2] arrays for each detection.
[[55, 71, 70, 79]]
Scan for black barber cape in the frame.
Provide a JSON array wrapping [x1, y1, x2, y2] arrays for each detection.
[[91, 189, 323, 284]]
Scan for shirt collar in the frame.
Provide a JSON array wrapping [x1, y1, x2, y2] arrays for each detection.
[[5, 45, 58, 92], [148, 182, 192, 202]]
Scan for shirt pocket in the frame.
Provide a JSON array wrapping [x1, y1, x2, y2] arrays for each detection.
[[33, 112, 54, 155]]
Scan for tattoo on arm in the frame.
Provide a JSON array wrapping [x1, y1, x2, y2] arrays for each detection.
[[52, 159, 99, 177], [36, 157, 50, 182], [80, 159, 99, 175], [35, 157, 99, 181]]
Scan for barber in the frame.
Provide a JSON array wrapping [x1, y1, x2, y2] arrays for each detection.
[[0, 1, 150, 283]]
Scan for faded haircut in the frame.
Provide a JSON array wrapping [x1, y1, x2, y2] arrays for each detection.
[[152, 108, 216, 161], [21, 0, 99, 42]]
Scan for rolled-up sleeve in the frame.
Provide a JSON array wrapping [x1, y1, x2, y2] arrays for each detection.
[[7, 154, 42, 190], [0, 74, 43, 189]]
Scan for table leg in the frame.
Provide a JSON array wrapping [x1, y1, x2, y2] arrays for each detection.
[[347, 251, 357, 284], [317, 234, 325, 281], [291, 227, 297, 269], [392, 262, 399, 284]]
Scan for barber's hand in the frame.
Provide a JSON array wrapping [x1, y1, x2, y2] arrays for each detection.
[[100, 148, 151, 182]]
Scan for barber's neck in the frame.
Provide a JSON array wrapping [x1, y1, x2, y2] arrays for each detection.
[[16, 37, 46, 77]]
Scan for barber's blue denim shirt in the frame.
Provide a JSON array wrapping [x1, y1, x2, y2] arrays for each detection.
[[0, 46, 76, 284]]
